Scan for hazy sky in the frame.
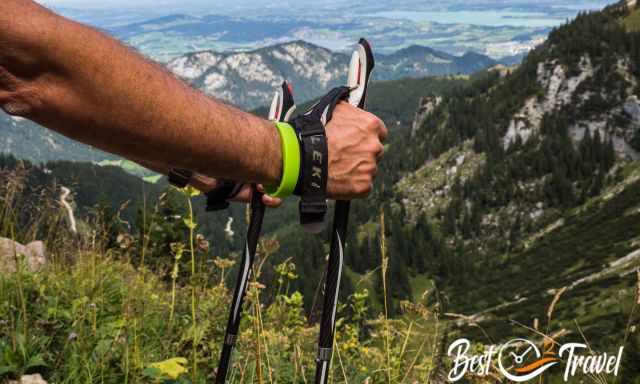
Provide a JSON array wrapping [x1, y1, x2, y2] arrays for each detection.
[[36, 0, 617, 27], [37, 0, 615, 9]]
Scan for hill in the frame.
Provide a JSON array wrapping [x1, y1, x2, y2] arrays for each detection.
[[167, 40, 497, 110], [340, 0, 640, 367], [0, 115, 116, 164]]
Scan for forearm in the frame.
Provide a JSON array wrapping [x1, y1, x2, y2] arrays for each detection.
[[0, 0, 281, 185]]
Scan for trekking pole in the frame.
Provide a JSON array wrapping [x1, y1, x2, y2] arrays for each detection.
[[314, 39, 375, 384], [215, 82, 296, 383]]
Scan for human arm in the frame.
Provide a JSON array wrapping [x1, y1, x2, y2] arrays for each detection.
[[0, 0, 387, 199]]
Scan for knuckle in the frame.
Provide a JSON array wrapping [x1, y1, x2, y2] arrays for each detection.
[[0, 85, 39, 118], [375, 142, 384, 155], [369, 114, 382, 129], [380, 122, 389, 139]]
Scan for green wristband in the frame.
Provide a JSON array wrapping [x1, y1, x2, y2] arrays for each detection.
[[265, 122, 301, 198]]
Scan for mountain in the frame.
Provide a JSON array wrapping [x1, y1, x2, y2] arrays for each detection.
[[375, 45, 497, 80], [167, 40, 497, 109], [166, 41, 347, 110], [0, 114, 115, 164], [344, 0, 640, 355]]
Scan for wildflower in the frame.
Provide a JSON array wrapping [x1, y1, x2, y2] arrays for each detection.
[[170, 242, 185, 259], [259, 238, 280, 255], [249, 281, 266, 291], [117, 233, 134, 250], [147, 357, 188, 380], [214, 257, 235, 270], [196, 234, 210, 253]]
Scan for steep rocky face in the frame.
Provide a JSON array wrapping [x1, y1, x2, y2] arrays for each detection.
[[503, 57, 595, 146], [167, 41, 348, 110], [503, 56, 640, 160], [411, 96, 442, 137]]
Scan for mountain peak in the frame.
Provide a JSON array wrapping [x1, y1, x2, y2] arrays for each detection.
[[395, 45, 441, 55], [167, 41, 499, 108]]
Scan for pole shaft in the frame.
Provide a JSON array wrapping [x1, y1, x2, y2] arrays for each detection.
[[216, 186, 265, 383]]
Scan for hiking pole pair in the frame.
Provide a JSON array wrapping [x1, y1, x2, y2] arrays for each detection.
[[214, 82, 296, 384], [213, 38, 374, 383]]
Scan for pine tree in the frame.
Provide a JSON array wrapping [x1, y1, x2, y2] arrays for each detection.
[[631, 128, 640, 152], [461, 210, 472, 239]]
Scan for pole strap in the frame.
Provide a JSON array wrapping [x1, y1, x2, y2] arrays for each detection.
[[205, 180, 243, 211], [295, 115, 329, 227], [292, 86, 351, 232], [168, 168, 193, 189]]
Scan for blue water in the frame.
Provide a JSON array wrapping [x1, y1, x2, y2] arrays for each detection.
[[367, 3, 616, 28]]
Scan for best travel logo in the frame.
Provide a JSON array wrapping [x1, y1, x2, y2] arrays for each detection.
[[447, 338, 624, 382]]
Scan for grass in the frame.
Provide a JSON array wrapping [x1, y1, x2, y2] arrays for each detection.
[[0, 168, 442, 383], [410, 275, 435, 302], [2, 159, 640, 383]]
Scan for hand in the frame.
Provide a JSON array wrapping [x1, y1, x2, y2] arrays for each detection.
[[230, 184, 283, 208], [325, 102, 388, 200], [189, 174, 282, 208]]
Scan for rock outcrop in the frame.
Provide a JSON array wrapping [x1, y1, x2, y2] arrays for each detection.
[[411, 96, 442, 137], [0, 238, 47, 273], [9, 374, 48, 384]]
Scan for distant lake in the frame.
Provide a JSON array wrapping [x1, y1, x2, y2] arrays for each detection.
[[367, 5, 613, 28]]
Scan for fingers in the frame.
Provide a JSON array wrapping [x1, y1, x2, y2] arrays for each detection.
[[324, 104, 387, 200], [227, 184, 282, 208], [256, 184, 282, 207], [262, 194, 282, 208], [229, 184, 253, 202]]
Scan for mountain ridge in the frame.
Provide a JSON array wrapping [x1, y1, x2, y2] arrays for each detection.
[[167, 40, 498, 109]]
